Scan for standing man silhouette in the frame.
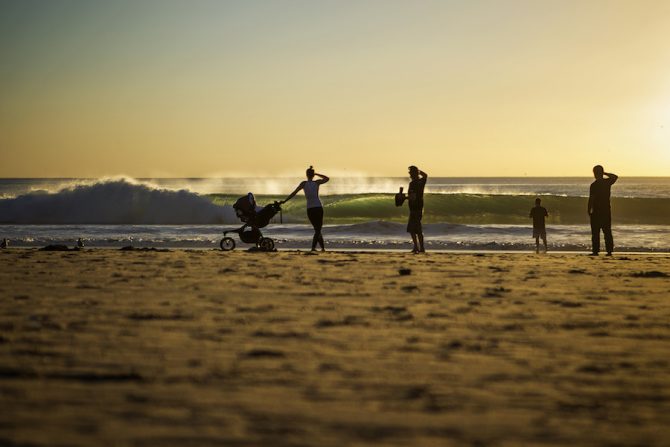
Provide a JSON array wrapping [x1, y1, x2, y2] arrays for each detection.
[[529, 197, 548, 254], [406, 166, 427, 253], [588, 165, 618, 256]]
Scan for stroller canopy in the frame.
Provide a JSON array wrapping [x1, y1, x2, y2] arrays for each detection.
[[233, 193, 256, 222], [232, 193, 280, 228]]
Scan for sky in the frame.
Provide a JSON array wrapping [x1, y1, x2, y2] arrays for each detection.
[[1, 0, 670, 178]]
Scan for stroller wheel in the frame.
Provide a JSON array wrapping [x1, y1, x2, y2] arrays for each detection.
[[258, 237, 275, 252], [220, 237, 236, 251]]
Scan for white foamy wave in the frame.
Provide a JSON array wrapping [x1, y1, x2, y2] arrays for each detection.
[[0, 179, 238, 224], [2, 177, 670, 198]]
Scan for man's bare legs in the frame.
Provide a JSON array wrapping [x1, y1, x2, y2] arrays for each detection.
[[411, 233, 425, 253]]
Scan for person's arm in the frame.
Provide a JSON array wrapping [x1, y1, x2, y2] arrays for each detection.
[[587, 185, 593, 215], [544, 208, 548, 217], [605, 172, 618, 185], [419, 169, 428, 181], [282, 182, 305, 204], [315, 173, 329, 184]]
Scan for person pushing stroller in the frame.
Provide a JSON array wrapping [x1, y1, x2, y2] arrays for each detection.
[[281, 166, 329, 251]]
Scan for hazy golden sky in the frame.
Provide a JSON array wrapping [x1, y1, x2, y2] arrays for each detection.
[[1, 0, 669, 177]]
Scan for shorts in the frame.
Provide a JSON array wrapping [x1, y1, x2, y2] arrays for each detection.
[[407, 208, 423, 234], [533, 227, 546, 239]]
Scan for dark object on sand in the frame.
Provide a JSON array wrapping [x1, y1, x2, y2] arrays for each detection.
[[631, 271, 668, 278], [0, 238, 7, 249], [484, 286, 510, 298], [40, 244, 77, 251], [399, 268, 412, 276], [120, 246, 170, 252], [77, 238, 85, 248], [221, 194, 281, 252]]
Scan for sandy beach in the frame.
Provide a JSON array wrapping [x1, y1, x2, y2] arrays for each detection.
[[1, 248, 669, 446]]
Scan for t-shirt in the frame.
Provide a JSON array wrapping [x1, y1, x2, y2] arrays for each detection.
[[589, 178, 616, 215], [303, 180, 322, 209], [530, 206, 548, 229], [408, 177, 426, 211]]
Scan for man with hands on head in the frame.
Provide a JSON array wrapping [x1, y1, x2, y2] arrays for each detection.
[[588, 165, 618, 256], [405, 166, 428, 254]]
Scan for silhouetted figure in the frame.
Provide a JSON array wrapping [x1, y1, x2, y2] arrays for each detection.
[[588, 165, 618, 256], [282, 166, 329, 251], [0, 238, 7, 249], [77, 238, 85, 248], [405, 166, 427, 253], [529, 198, 548, 253]]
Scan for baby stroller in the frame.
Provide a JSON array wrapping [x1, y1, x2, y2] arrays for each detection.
[[220, 193, 282, 252]]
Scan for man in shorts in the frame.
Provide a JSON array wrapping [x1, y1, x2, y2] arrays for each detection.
[[406, 166, 428, 253], [529, 197, 548, 253]]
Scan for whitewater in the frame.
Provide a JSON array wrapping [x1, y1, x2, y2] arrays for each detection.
[[1, 177, 669, 251]]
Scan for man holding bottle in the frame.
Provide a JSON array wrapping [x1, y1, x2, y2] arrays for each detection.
[[405, 166, 428, 253]]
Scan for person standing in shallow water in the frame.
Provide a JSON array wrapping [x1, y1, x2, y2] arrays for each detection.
[[588, 165, 618, 256], [282, 166, 329, 251], [405, 166, 427, 253], [529, 197, 548, 254]]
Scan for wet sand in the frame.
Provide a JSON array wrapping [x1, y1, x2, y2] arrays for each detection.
[[1, 249, 669, 446]]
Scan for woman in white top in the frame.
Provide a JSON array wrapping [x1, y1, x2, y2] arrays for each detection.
[[282, 166, 330, 251]]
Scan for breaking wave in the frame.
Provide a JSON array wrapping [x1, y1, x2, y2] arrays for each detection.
[[1, 179, 668, 225], [214, 193, 670, 225], [0, 179, 237, 224]]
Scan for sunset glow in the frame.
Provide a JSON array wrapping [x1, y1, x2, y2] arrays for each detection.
[[2, 0, 670, 177]]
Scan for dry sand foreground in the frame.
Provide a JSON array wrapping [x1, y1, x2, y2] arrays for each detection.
[[1, 249, 669, 447]]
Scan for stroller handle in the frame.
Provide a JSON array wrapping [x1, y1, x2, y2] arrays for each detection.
[[275, 201, 283, 224]]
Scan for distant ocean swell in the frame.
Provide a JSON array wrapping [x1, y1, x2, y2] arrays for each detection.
[[0, 180, 235, 224], [226, 194, 670, 225], [1, 179, 669, 225]]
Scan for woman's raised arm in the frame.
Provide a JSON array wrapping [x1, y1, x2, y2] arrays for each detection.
[[315, 173, 329, 184], [282, 181, 305, 204]]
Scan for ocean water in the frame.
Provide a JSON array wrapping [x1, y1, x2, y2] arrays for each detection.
[[1, 177, 669, 251]]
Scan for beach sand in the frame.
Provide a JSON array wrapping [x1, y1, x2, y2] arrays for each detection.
[[1, 249, 669, 446]]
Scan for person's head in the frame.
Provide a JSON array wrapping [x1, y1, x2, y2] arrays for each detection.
[[408, 165, 419, 180], [593, 165, 604, 179], [306, 165, 315, 180], [535, 197, 541, 206]]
